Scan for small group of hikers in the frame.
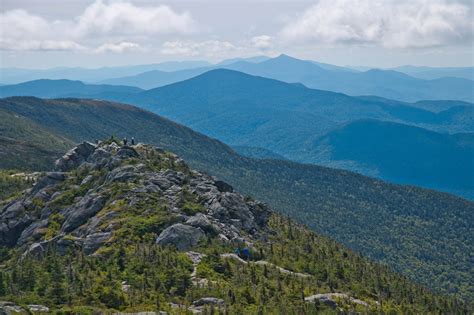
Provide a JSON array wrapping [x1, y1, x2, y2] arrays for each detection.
[[122, 137, 135, 146], [95, 137, 136, 146]]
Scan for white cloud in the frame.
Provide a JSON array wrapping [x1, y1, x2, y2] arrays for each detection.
[[74, 0, 195, 37], [161, 40, 240, 57], [251, 35, 273, 50], [0, 0, 195, 52], [281, 0, 473, 48], [0, 39, 85, 51], [94, 41, 141, 54]]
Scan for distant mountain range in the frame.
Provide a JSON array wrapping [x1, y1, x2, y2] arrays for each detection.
[[1, 70, 472, 198], [391, 65, 474, 80], [2, 55, 473, 102], [98, 54, 474, 102], [0, 79, 143, 98], [1, 96, 473, 301], [0, 60, 211, 84]]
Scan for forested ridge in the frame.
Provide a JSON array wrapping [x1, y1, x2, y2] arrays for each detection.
[[0, 97, 472, 302], [0, 141, 469, 313]]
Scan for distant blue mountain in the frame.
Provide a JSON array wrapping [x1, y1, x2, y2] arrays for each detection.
[[99, 66, 213, 89], [100, 67, 206, 90], [0, 79, 143, 98], [125, 69, 472, 197], [224, 55, 474, 102], [0, 60, 211, 84], [100, 54, 474, 102], [2, 69, 472, 197], [309, 119, 474, 199], [392, 65, 474, 80], [216, 55, 271, 65]]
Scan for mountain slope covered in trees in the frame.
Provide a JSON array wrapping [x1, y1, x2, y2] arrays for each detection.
[[306, 119, 474, 199], [0, 96, 473, 301], [2, 70, 472, 197], [1, 141, 468, 313], [112, 69, 474, 197], [0, 108, 73, 170]]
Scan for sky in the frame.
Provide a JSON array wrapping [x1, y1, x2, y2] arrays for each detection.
[[1, 0, 473, 69]]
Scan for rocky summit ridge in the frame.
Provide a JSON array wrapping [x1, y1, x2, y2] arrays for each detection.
[[0, 140, 270, 256]]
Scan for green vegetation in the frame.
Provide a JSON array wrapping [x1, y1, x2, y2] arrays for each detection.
[[1, 97, 473, 301], [0, 170, 32, 201], [0, 108, 73, 170], [181, 187, 206, 216], [0, 213, 469, 313], [45, 213, 65, 240]]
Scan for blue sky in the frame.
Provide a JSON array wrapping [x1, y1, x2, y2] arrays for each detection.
[[1, 0, 473, 69]]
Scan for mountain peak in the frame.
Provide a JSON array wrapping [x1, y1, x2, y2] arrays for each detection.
[[276, 53, 294, 60]]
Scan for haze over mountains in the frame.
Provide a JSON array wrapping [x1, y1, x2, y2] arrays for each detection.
[[1, 55, 473, 102], [0, 79, 143, 98], [0, 60, 211, 84], [1, 67, 472, 198], [390, 65, 474, 80]]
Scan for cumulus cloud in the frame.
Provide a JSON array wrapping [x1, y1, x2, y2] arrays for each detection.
[[74, 0, 195, 37], [251, 35, 273, 50], [0, 9, 52, 40], [0, 39, 85, 51], [281, 0, 473, 48], [161, 40, 240, 57], [94, 41, 142, 54], [0, 0, 195, 52]]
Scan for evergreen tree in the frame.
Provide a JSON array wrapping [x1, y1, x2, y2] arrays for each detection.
[[49, 256, 66, 304], [0, 272, 6, 296]]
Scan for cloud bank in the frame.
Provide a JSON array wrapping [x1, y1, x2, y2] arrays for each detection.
[[281, 0, 473, 48], [1, 0, 471, 63], [0, 0, 194, 52], [161, 40, 240, 57], [74, 0, 195, 37]]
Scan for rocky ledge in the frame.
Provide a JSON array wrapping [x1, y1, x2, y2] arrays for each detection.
[[0, 141, 271, 256]]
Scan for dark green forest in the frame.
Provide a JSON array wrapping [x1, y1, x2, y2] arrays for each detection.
[[0, 97, 473, 302], [0, 145, 469, 313]]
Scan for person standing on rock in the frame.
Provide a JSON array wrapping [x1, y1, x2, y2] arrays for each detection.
[[123, 137, 128, 146], [131, 137, 135, 145]]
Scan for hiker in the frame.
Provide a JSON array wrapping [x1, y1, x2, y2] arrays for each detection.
[[241, 247, 250, 260], [131, 137, 135, 145], [234, 247, 251, 260], [123, 137, 128, 146]]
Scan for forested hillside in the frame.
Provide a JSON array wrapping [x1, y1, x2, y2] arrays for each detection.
[[0, 141, 469, 313], [307, 119, 474, 199], [2, 70, 472, 197], [1, 97, 473, 301], [0, 108, 73, 170]]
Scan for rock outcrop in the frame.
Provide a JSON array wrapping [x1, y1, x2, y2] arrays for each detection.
[[0, 140, 271, 256], [54, 141, 96, 172], [156, 223, 205, 250]]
